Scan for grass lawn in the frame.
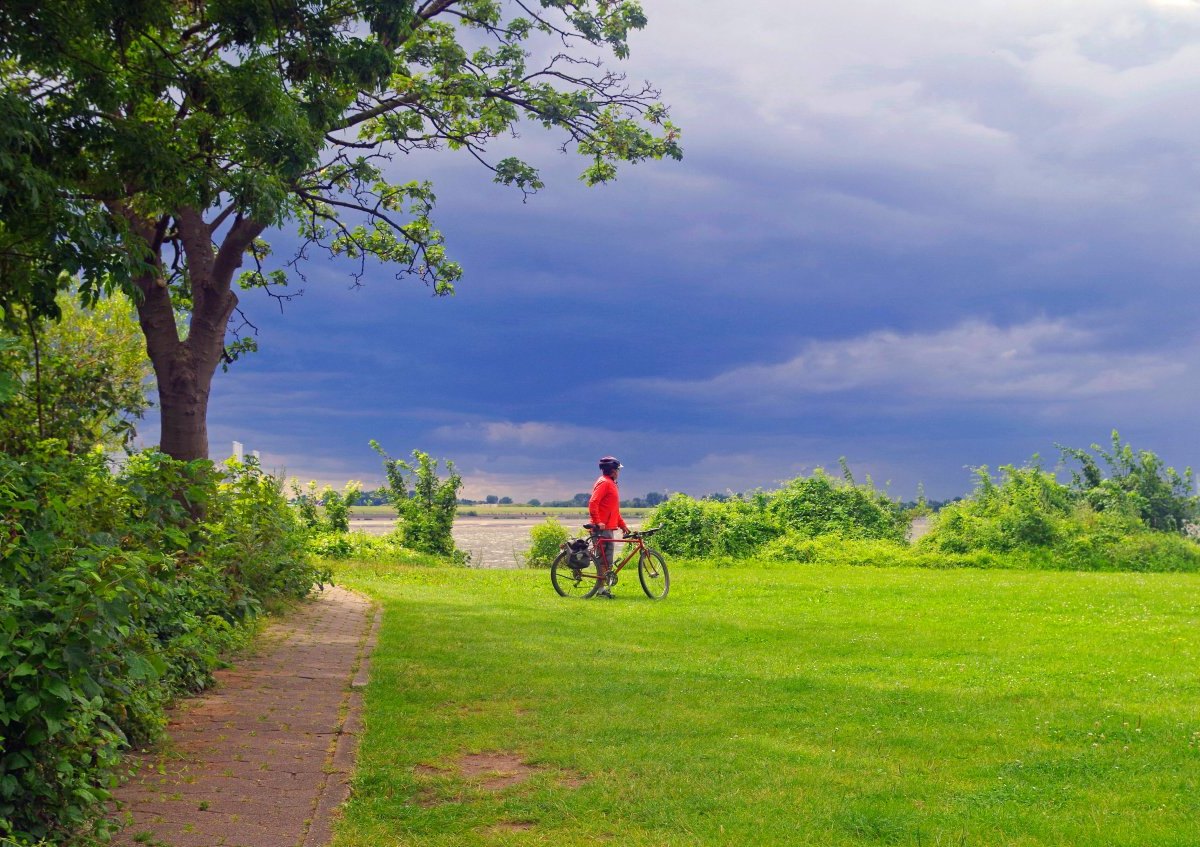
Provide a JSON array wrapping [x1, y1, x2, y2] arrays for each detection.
[[331, 562, 1200, 846]]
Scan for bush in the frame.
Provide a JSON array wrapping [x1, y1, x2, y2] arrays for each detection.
[[757, 533, 1007, 570], [306, 531, 460, 571], [1060, 430, 1199, 533], [290, 480, 361, 535], [525, 518, 570, 568], [648, 469, 905, 559], [649, 493, 779, 558], [925, 465, 1073, 554], [920, 462, 1200, 573], [0, 445, 321, 844], [307, 530, 404, 562], [370, 442, 466, 563], [209, 460, 329, 604], [651, 457, 1200, 574], [769, 470, 907, 543]]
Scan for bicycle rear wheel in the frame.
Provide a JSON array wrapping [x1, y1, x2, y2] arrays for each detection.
[[551, 550, 601, 598], [638, 548, 669, 599]]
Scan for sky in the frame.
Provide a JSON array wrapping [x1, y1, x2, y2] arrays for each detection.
[[155, 0, 1200, 502]]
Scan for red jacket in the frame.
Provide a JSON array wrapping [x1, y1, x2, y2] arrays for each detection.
[[588, 475, 627, 532]]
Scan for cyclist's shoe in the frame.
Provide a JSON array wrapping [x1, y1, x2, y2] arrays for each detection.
[[595, 587, 615, 599]]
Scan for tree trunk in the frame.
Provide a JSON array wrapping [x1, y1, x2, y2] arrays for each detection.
[[156, 352, 213, 462], [122, 208, 263, 463], [135, 272, 224, 460]]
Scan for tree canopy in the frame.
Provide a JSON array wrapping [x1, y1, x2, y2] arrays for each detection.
[[0, 0, 680, 459]]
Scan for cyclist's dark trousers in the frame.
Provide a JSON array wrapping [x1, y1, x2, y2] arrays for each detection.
[[598, 529, 617, 573]]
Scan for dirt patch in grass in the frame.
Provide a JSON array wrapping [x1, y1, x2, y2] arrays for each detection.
[[459, 752, 535, 791], [414, 787, 442, 808], [556, 769, 587, 789], [413, 752, 585, 808]]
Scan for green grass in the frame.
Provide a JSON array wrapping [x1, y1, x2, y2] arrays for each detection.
[[332, 562, 1200, 846]]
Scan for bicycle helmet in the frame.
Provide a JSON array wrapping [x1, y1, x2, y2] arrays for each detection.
[[598, 456, 623, 473]]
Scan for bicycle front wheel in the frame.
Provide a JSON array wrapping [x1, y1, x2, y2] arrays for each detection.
[[551, 550, 601, 598], [638, 548, 669, 599]]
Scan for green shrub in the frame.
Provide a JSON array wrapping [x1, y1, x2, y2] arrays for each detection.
[[769, 470, 907, 542], [753, 533, 1010, 570], [307, 531, 461, 571], [1060, 430, 1199, 533], [0, 445, 321, 843], [322, 482, 361, 533], [525, 518, 570, 568], [370, 442, 466, 563], [921, 462, 1200, 573], [292, 480, 324, 530], [925, 465, 1074, 554], [648, 469, 905, 559], [209, 459, 330, 604], [649, 493, 779, 558], [308, 530, 408, 563], [290, 480, 360, 535]]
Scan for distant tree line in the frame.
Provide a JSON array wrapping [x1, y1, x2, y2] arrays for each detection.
[[456, 491, 669, 508]]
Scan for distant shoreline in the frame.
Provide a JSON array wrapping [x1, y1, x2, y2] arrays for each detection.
[[350, 505, 653, 520]]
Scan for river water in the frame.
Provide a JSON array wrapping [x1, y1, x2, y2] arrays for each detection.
[[350, 514, 932, 570], [349, 514, 598, 569]]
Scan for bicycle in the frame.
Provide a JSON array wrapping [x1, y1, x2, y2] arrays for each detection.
[[551, 525, 670, 600]]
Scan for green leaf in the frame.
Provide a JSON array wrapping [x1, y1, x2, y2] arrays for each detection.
[[46, 679, 73, 702]]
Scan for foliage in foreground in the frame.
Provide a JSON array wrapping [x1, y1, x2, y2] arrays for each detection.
[[0, 446, 324, 844]]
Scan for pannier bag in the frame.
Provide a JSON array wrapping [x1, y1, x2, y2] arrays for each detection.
[[565, 538, 592, 568]]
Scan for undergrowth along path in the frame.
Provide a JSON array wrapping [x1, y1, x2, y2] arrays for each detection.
[[112, 586, 380, 847]]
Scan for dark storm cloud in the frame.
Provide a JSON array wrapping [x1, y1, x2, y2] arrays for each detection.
[[185, 0, 1200, 501]]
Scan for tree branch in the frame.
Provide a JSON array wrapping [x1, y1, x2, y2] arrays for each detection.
[[417, 0, 461, 21], [331, 92, 422, 132]]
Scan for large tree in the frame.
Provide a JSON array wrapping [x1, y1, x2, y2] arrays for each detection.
[[0, 0, 680, 460]]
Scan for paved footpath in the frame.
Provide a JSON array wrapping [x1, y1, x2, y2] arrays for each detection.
[[112, 586, 380, 847]]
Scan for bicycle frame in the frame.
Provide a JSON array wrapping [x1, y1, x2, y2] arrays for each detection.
[[596, 533, 647, 575]]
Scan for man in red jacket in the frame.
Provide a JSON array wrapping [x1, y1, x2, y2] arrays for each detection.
[[589, 456, 628, 599]]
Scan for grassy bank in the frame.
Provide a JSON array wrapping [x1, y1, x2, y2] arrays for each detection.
[[332, 562, 1200, 846]]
